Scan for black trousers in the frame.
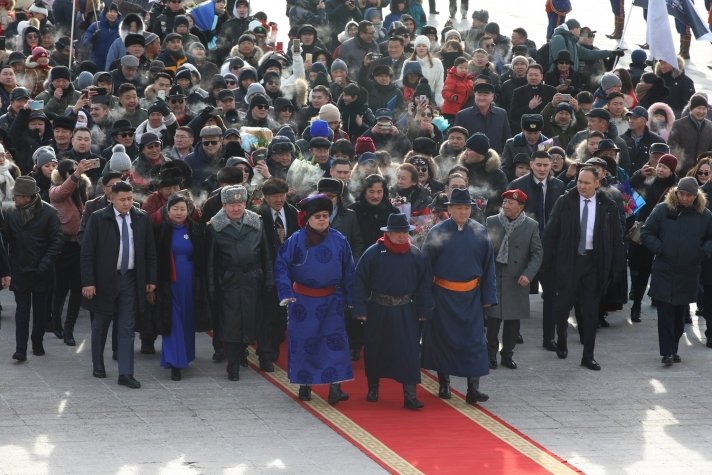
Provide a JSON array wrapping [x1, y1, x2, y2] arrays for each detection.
[[487, 317, 520, 359], [657, 302, 686, 356], [257, 288, 287, 362], [448, 0, 468, 17], [553, 254, 600, 359], [51, 241, 82, 333], [346, 308, 363, 352], [628, 242, 654, 307], [14, 290, 49, 354], [225, 342, 247, 373], [539, 272, 557, 343], [703, 285, 712, 339]]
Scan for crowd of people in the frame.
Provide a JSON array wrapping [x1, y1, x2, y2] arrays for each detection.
[[0, 0, 711, 408]]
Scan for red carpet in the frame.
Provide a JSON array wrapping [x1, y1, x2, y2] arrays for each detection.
[[247, 343, 582, 475]]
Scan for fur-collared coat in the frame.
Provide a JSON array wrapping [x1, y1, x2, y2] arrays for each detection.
[[457, 149, 508, 217], [641, 188, 712, 305]]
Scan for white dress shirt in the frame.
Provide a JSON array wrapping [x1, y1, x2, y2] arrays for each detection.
[[579, 194, 597, 251], [114, 207, 135, 271]]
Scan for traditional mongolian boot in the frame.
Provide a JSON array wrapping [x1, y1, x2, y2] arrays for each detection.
[[606, 15, 624, 40], [366, 377, 379, 402], [403, 384, 424, 410], [328, 383, 349, 405], [298, 385, 312, 401], [437, 373, 451, 399], [465, 377, 489, 405]]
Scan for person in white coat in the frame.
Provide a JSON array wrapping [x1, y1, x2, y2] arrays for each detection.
[[407, 35, 444, 107]]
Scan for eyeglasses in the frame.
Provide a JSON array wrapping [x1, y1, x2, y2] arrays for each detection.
[[202, 140, 219, 146], [281, 107, 295, 113], [698, 170, 710, 176], [225, 80, 236, 85], [116, 132, 134, 137], [255, 104, 269, 110], [170, 98, 184, 104]]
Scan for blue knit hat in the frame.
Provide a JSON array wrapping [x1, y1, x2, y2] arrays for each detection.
[[310, 119, 330, 139], [631, 49, 647, 65]]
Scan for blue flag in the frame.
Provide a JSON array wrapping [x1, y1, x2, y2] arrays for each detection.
[[666, 0, 712, 39]]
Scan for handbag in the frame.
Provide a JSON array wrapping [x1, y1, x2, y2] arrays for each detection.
[[626, 220, 644, 244]]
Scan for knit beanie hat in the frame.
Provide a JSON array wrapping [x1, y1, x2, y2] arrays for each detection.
[[631, 49, 647, 65], [319, 103, 341, 123], [245, 83, 266, 103], [174, 15, 190, 28], [600, 72, 622, 91], [657, 154, 678, 172], [33, 146, 57, 167], [689, 93, 708, 111], [414, 35, 430, 48], [354, 136, 376, 155], [276, 125, 297, 144], [310, 119, 330, 138], [331, 59, 348, 74], [110, 144, 132, 172], [465, 132, 490, 155], [677, 176, 699, 195], [31, 47, 49, 61], [413, 77, 432, 100], [50, 65, 71, 82], [511, 55, 529, 66]]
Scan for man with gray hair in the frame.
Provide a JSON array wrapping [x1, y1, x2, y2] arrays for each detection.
[[207, 185, 273, 381]]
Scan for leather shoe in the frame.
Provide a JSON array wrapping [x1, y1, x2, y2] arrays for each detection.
[[707, 338, 712, 349], [516, 333, 524, 344], [542, 339, 557, 352], [488, 356, 497, 369], [227, 368, 240, 381], [118, 374, 141, 389], [171, 368, 182, 381], [404, 397, 424, 409], [556, 348, 568, 359], [328, 384, 349, 405], [581, 358, 601, 370], [112, 350, 117, 361], [438, 384, 451, 399], [661, 355, 674, 366], [598, 316, 610, 328], [465, 389, 489, 405], [32, 345, 45, 356], [53, 329, 64, 340], [673, 354, 681, 363], [140, 341, 155, 354], [212, 351, 225, 362], [93, 368, 106, 378], [501, 358, 517, 369], [298, 385, 312, 401], [259, 359, 275, 372], [366, 387, 379, 402], [12, 351, 27, 362], [631, 308, 641, 323], [64, 335, 76, 346]]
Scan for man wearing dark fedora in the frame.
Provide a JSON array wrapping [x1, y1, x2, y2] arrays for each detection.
[[101, 119, 139, 163], [4, 176, 62, 361], [422, 188, 497, 405], [354, 213, 433, 409]]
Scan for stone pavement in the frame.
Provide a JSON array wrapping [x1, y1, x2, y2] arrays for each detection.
[[2, 289, 712, 474]]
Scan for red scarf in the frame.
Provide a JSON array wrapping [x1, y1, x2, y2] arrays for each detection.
[[305, 224, 328, 247], [378, 233, 411, 254]]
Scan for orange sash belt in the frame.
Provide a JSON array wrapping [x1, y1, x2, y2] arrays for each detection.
[[433, 276, 480, 292], [293, 282, 336, 297]]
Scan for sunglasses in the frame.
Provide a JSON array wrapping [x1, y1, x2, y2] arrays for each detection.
[[170, 98, 184, 104], [225, 80, 236, 85], [255, 104, 269, 110], [416, 166, 429, 173], [421, 113, 433, 118], [116, 132, 134, 137], [698, 170, 710, 176], [202, 140, 220, 146], [281, 107, 295, 112]]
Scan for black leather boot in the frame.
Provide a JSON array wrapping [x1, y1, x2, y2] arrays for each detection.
[[366, 377, 379, 402], [328, 383, 349, 405], [298, 385, 312, 401], [437, 372, 451, 399], [63, 321, 76, 346], [465, 377, 489, 405], [403, 384, 424, 409]]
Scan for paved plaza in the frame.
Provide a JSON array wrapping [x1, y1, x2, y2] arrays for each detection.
[[4, 0, 712, 473]]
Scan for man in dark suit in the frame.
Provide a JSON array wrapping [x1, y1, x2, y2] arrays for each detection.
[[256, 178, 299, 372], [508, 150, 565, 350], [542, 166, 624, 370], [81, 181, 158, 388]]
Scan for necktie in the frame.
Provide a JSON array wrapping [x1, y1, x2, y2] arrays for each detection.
[[537, 182, 546, 235], [120, 214, 130, 274], [274, 213, 285, 244], [578, 199, 589, 255]]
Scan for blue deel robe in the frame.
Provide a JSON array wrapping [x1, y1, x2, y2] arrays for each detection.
[[353, 241, 434, 385], [421, 219, 498, 378], [275, 228, 355, 385]]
